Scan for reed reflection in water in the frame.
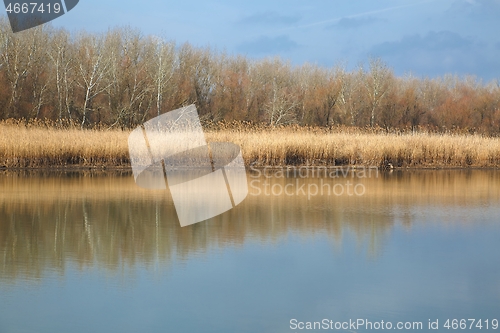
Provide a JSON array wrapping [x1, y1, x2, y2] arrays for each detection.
[[0, 169, 499, 333]]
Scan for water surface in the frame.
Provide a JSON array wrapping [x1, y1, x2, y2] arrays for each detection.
[[0, 170, 499, 332]]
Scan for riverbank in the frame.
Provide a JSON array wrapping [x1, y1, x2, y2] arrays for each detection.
[[1, 122, 500, 168]]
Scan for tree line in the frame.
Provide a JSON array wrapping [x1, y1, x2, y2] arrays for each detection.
[[1, 18, 499, 134]]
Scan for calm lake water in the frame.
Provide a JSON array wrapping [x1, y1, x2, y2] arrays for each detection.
[[0, 169, 499, 333]]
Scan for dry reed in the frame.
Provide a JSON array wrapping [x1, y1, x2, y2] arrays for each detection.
[[1, 121, 500, 168], [0, 122, 130, 168], [207, 126, 500, 168]]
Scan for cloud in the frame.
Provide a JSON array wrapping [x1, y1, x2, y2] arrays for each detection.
[[447, 0, 500, 18], [237, 35, 299, 55], [237, 12, 300, 26], [369, 31, 500, 80], [372, 31, 475, 53], [326, 16, 385, 30]]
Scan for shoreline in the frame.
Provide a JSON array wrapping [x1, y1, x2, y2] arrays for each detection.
[[0, 165, 500, 173]]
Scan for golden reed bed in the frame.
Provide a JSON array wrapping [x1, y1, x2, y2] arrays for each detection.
[[1, 122, 500, 168]]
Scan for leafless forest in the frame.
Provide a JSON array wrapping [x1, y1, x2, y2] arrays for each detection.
[[1, 18, 500, 133]]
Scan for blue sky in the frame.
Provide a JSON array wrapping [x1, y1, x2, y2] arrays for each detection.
[[47, 0, 500, 81]]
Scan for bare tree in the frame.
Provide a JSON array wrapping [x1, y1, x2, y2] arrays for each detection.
[[266, 90, 298, 126], [191, 47, 218, 119], [264, 77, 298, 127], [27, 26, 51, 119], [274, 63, 343, 127], [47, 28, 73, 122], [365, 58, 392, 127], [147, 37, 176, 117], [210, 55, 250, 121], [0, 21, 45, 118], [75, 32, 112, 128], [104, 28, 156, 128], [337, 66, 365, 126]]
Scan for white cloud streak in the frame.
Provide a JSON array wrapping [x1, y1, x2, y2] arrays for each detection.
[[281, 0, 436, 31]]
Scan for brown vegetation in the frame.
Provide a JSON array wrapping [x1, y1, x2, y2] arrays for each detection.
[[0, 120, 129, 168], [2, 120, 500, 168], [0, 18, 500, 133]]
